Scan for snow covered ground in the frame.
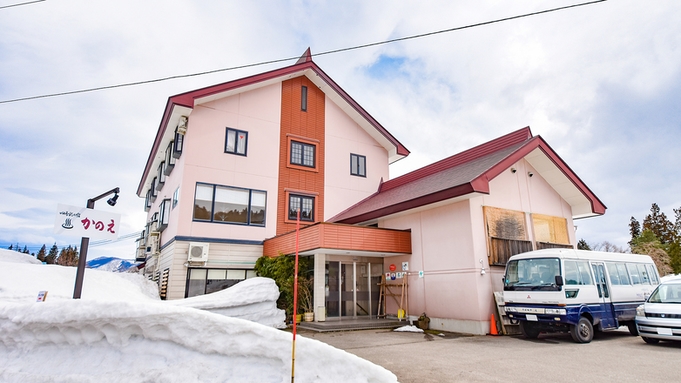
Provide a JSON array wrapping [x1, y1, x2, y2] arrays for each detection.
[[0, 250, 398, 382]]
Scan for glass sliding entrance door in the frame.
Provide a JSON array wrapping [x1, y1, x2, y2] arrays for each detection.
[[325, 260, 382, 319]]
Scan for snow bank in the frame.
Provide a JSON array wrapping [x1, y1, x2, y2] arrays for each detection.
[[0, 249, 42, 265], [0, 300, 397, 383], [0, 250, 397, 382], [169, 277, 286, 328], [394, 325, 424, 333], [0, 260, 159, 303]]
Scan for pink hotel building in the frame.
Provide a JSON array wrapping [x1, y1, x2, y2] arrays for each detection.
[[136, 49, 606, 334]]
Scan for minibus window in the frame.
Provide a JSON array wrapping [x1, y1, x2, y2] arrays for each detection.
[[646, 264, 659, 285], [637, 264, 650, 284], [606, 263, 621, 285], [616, 263, 630, 285], [627, 263, 641, 284]]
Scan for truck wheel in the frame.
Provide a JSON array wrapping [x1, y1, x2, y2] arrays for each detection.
[[520, 321, 540, 339], [642, 337, 659, 344], [627, 322, 639, 336], [570, 317, 593, 343]]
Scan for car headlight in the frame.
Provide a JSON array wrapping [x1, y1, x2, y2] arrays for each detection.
[[545, 308, 566, 315], [636, 304, 646, 317]]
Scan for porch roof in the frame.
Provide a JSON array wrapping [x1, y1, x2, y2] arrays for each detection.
[[263, 222, 411, 257]]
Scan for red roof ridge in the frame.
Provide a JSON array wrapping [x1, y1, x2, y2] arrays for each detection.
[[296, 47, 312, 64], [382, 127, 532, 192]]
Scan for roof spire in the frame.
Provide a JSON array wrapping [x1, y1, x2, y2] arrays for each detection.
[[296, 48, 313, 64]]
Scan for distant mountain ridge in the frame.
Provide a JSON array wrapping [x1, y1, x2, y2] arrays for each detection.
[[86, 257, 139, 272]]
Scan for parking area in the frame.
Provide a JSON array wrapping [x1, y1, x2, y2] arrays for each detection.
[[301, 328, 681, 383]]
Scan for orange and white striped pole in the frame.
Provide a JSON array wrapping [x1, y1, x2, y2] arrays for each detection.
[[290, 209, 300, 383]]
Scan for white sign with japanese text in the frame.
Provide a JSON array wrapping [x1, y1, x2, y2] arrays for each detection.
[[54, 204, 121, 240]]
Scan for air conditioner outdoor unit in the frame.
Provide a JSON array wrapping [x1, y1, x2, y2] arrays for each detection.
[[188, 242, 209, 262], [145, 232, 160, 256]]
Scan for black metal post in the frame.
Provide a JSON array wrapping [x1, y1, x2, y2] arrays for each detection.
[[72, 187, 119, 299]]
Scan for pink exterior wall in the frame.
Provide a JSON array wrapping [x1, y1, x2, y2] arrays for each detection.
[[378, 158, 579, 333], [168, 83, 283, 243], [323, 96, 390, 219]]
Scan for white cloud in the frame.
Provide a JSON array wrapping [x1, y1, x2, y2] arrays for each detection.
[[1, 0, 681, 255]]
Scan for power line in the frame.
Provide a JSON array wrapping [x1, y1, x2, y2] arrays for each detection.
[[0, 0, 45, 10], [0, 0, 606, 105]]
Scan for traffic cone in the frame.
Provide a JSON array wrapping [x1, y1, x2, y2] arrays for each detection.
[[489, 314, 499, 336]]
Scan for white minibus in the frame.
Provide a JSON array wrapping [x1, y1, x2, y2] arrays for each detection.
[[503, 249, 659, 343]]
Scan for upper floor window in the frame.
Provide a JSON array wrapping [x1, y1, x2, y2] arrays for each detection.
[[289, 194, 314, 222], [301, 86, 308, 111], [173, 128, 184, 158], [291, 140, 315, 168], [158, 198, 171, 231], [164, 141, 176, 175], [225, 128, 248, 156], [193, 183, 266, 226], [157, 161, 166, 190], [350, 154, 366, 177]]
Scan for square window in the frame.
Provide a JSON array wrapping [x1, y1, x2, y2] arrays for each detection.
[[291, 140, 315, 168], [225, 128, 248, 156], [289, 194, 314, 222], [350, 154, 366, 177]]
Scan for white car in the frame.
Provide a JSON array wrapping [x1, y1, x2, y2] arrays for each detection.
[[635, 277, 681, 344]]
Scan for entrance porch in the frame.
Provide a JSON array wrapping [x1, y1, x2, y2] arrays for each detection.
[[263, 223, 412, 323]]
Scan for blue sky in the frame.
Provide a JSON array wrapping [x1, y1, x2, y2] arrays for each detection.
[[1, 0, 680, 258]]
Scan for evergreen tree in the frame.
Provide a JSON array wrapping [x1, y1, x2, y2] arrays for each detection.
[[22, 245, 29, 254], [7, 244, 12, 250], [642, 203, 674, 244], [628, 217, 641, 245], [57, 245, 79, 267], [45, 243, 58, 264], [36, 245, 47, 263], [577, 239, 591, 250], [631, 229, 673, 275]]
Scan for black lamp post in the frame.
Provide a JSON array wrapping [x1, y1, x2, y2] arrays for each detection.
[[73, 187, 120, 299]]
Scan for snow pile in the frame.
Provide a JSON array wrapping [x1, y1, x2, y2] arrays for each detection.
[[169, 277, 286, 328], [394, 325, 424, 333], [0, 249, 42, 265], [0, 250, 397, 382], [0, 251, 159, 304]]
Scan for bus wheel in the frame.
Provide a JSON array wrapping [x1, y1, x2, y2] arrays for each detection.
[[570, 317, 593, 343], [642, 337, 659, 344], [520, 321, 540, 339], [627, 322, 639, 336]]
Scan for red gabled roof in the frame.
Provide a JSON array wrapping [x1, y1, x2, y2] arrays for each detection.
[[330, 127, 606, 224], [137, 49, 410, 196]]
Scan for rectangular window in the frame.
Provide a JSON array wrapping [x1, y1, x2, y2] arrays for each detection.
[[172, 187, 180, 209], [291, 140, 315, 168], [165, 141, 176, 175], [192, 183, 266, 226], [350, 153, 366, 177], [144, 189, 152, 212], [301, 86, 308, 111], [151, 177, 158, 201], [627, 263, 642, 284], [564, 260, 593, 285], [214, 186, 249, 223], [225, 128, 248, 156], [159, 198, 171, 231], [193, 183, 214, 221], [173, 129, 184, 158], [186, 268, 253, 297], [289, 194, 314, 222], [157, 161, 166, 190]]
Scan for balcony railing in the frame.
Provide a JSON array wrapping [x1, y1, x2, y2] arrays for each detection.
[[536, 241, 573, 250], [489, 237, 533, 266]]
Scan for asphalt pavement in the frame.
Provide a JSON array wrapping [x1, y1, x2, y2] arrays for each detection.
[[300, 328, 681, 383]]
